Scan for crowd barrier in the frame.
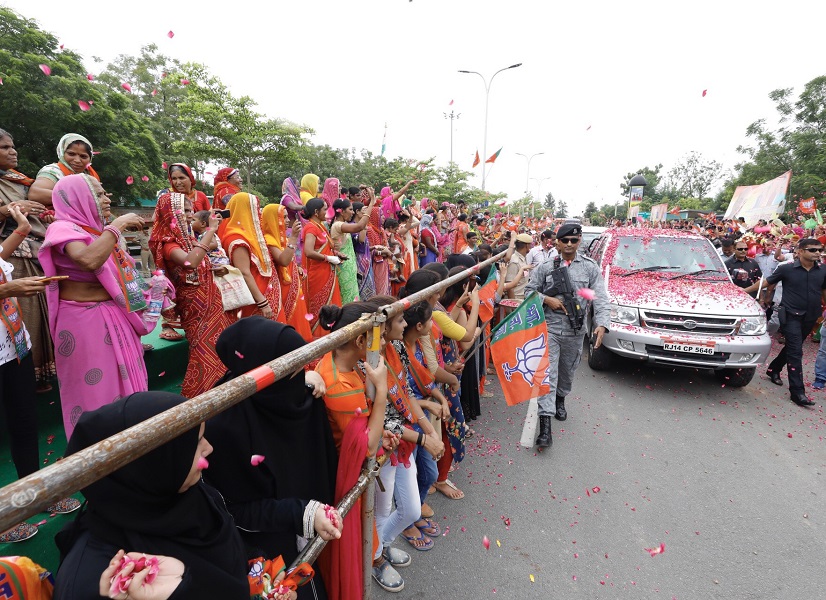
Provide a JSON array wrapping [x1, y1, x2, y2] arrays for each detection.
[[0, 249, 507, 598]]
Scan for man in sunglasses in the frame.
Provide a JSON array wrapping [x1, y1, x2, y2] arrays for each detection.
[[761, 238, 826, 406], [725, 243, 764, 298], [525, 223, 610, 449]]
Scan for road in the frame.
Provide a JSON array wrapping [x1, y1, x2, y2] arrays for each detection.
[[385, 341, 826, 599]]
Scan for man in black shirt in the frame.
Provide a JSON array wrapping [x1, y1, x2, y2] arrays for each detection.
[[762, 238, 826, 406], [725, 243, 764, 297]]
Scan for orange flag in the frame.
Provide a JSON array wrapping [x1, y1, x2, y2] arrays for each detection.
[[472, 151, 480, 168], [490, 294, 550, 406]]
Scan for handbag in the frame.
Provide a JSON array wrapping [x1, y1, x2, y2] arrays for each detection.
[[213, 266, 255, 311]]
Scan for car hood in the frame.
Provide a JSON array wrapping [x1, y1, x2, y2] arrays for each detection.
[[607, 273, 763, 317]]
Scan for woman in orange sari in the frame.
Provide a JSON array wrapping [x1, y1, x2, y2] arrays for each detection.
[[211, 167, 242, 210], [302, 199, 344, 337], [261, 203, 312, 341], [218, 193, 279, 320], [149, 191, 237, 397]]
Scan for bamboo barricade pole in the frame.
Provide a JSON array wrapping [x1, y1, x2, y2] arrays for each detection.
[[0, 250, 507, 533]]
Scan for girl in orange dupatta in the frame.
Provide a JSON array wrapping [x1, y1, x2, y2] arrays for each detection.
[[218, 193, 280, 320], [302, 199, 343, 337], [211, 167, 241, 210], [261, 203, 312, 341], [149, 193, 237, 397], [315, 301, 391, 600]]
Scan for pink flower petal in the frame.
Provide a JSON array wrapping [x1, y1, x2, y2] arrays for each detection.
[[197, 456, 209, 469], [234, 350, 244, 358], [162, 162, 168, 170], [180, 78, 190, 85], [59, 44, 64, 50], [577, 288, 596, 300], [304, 313, 314, 321], [141, 175, 149, 182], [183, 260, 191, 266], [39, 64, 51, 76], [78, 100, 91, 111], [151, 88, 158, 97], [644, 542, 665, 557], [250, 454, 265, 466], [787, 432, 793, 438], [592, 486, 601, 493], [158, 371, 166, 376], [167, 30, 175, 38], [355, 407, 362, 416], [483, 535, 490, 550], [121, 82, 132, 92], [0, 77, 3, 85], [126, 176, 134, 185]]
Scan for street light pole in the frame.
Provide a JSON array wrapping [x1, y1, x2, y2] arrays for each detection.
[[516, 152, 544, 196], [531, 176, 551, 217], [443, 110, 461, 164], [458, 63, 522, 191]]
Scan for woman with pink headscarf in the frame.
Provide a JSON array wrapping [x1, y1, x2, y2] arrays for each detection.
[[380, 180, 417, 222], [321, 177, 341, 221]]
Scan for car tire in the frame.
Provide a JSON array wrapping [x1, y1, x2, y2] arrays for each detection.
[[714, 367, 756, 387], [586, 330, 614, 371]]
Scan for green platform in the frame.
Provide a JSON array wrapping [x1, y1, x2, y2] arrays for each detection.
[[0, 327, 189, 571]]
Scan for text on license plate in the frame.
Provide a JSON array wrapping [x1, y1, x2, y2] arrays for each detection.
[[663, 342, 715, 355]]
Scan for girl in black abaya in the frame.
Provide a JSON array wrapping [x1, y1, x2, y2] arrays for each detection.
[[204, 317, 341, 600], [54, 392, 250, 600]]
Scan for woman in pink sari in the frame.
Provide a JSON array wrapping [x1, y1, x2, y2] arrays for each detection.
[[39, 174, 171, 438]]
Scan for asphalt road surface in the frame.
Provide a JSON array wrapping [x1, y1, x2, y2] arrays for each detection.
[[383, 340, 826, 599]]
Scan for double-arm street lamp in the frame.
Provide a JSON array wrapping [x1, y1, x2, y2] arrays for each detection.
[[516, 152, 544, 196], [458, 63, 522, 191]]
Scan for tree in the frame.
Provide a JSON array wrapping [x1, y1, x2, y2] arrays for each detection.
[[583, 201, 598, 222], [668, 151, 723, 200], [557, 200, 569, 218], [173, 65, 311, 194], [543, 191, 556, 215], [0, 7, 162, 203]]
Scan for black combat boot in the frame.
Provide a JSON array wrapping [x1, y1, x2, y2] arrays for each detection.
[[536, 415, 552, 448], [555, 396, 567, 421]]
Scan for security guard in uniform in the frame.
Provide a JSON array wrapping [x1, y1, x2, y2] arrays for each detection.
[[525, 223, 611, 449]]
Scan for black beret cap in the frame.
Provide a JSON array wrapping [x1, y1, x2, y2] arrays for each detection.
[[556, 223, 582, 238]]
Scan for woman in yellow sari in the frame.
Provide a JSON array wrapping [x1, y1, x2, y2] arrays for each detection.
[[261, 203, 313, 341], [300, 174, 320, 205], [218, 193, 279, 320]]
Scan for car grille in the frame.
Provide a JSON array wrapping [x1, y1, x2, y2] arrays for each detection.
[[640, 310, 738, 335], [644, 345, 731, 364]]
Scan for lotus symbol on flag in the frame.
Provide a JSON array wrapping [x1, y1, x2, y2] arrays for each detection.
[[503, 333, 547, 384]]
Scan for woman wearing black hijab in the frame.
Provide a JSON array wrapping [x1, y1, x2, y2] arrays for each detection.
[[204, 317, 340, 600], [54, 392, 249, 600]]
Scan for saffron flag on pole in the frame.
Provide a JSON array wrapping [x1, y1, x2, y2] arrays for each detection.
[[668, 206, 681, 215], [472, 150, 481, 168], [485, 147, 502, 164], [477, 266, 497, 323], [490, 293, 551, 406]]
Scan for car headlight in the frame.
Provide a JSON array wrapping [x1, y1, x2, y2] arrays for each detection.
[[610, 304, 639, 326], [739, 315, 766, 335]]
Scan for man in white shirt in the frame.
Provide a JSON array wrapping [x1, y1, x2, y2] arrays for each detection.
[[527, 229, 557, 267]]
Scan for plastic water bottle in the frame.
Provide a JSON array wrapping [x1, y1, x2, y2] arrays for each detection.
[[144, 270, 165, 325]]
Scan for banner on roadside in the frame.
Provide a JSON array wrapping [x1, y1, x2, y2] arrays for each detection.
[[650, 203, 668, 222], [723, 171, 791, 225]]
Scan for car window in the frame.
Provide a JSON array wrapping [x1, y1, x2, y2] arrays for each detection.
[[610, 236, 725, 272]]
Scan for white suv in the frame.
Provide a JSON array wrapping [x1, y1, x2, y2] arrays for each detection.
[[584, 228, 771, 387]]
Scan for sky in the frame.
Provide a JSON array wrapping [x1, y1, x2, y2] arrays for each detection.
[[6, 0, 826, 216]]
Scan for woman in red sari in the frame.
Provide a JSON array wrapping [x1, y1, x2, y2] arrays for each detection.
[[302, 199, 344, 337], [211, 167, 242, 210], [167, 163, 210, 212], [261, 203, 312, 341], [149, 190, 237, 398], [366, 202, 392, 297], [218, 192, 279, 320]]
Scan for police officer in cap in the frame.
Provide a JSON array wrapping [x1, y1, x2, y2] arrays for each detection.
[[525, 223, 611, 449]]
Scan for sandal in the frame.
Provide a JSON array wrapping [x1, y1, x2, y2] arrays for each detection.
[[47, 497, 81, 515], [433, 479, 465, 500], [159, 327, 185, 342], [414, 518, 441, 537], [0, 522, 37, 543], [400, 528, 433, 551]]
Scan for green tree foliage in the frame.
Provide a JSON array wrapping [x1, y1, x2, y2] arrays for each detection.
[[668, 152, 722, 201], [721, 75, 826, 216], [0, 8, 162, 204], [557, 199, 568, 218], [543, 191, 556, 214]]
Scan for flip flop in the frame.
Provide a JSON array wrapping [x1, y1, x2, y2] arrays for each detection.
[[414, 518, 441, 537], [434, 479, 465, 500], [401, 529, 433, 551]]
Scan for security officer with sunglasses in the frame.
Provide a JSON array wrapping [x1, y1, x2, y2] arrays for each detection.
[[525, 223, 610, 449], [762, 237, 826, 407]]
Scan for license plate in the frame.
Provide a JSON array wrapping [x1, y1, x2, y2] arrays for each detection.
[[662, 342, 715, 355]]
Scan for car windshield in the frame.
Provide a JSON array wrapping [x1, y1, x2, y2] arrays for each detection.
[[610, 235, 726, 274]]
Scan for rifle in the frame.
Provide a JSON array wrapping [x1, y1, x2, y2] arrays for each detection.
[[543, 259, 585, 331]]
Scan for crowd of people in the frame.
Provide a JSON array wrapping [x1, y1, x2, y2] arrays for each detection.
[[1, 127, 594, 598]]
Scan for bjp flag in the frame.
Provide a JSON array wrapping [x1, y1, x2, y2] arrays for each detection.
[[490, 293, 550, 406], [477, 267, 497, 323]]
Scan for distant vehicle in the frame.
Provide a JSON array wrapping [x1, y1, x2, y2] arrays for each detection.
[[584, 228, 771, 387], [580, 226, 606, 255]]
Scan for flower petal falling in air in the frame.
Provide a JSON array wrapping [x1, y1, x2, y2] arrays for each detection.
[[39, 64, 51, 76], [250, 454, 265, 466], [78, 101, 90, 111]]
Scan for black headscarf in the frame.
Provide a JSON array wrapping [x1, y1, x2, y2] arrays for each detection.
[[59, 392, 248, 599], [205, 318, 337, 561]]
